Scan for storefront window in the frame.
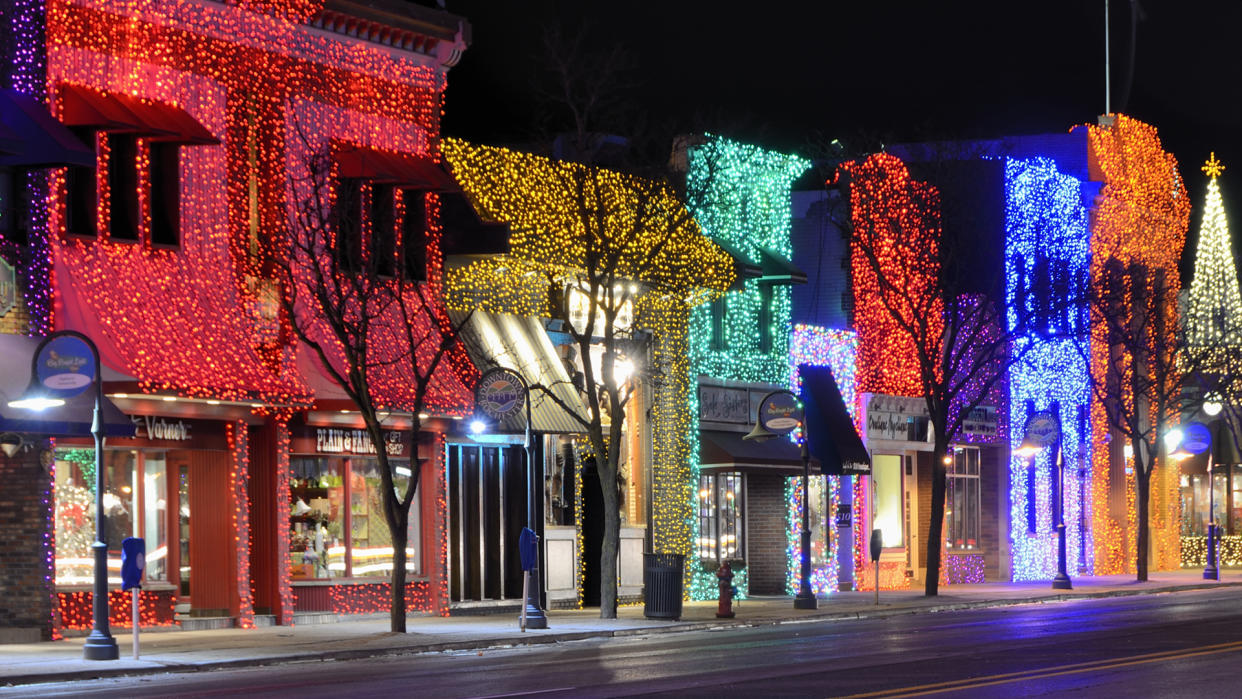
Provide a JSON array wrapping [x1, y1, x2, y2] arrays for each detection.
[[291, 457, 420, 579], [1181, 473, 1208, 536], [291, 458, 346, 578], [697, 472, 744, 562], [946, 447, 981, 550], [54, 449, 169, 586], [872, 454, 903, 548], [350, 460, 420, 578]]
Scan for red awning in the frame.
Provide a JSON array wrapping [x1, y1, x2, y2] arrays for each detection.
[[334, 143, 456, 191], [58, 85, 218, 145]]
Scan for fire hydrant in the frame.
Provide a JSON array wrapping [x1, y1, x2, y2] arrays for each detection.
[[716, 561, 735, 618]]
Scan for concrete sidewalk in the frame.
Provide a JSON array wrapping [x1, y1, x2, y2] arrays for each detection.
[[4, 570, 1239, 688]]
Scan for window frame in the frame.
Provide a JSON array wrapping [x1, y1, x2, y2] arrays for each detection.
[[697, 471, 745, 564], [946, 446, 982, 551]]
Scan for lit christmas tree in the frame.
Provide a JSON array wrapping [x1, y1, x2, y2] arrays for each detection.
[[1186, 153, 1242, 355]]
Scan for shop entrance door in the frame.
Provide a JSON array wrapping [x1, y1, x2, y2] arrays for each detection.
[[169, 450, 234, 617], [446, 444, 528, 603]]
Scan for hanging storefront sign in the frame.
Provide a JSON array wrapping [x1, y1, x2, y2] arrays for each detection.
[[35, 333, 96, 397], [961, 406, 999, 438], [475, 367, 527, 421], [1023, 410, 1060, 448], [698, 384, 751, 424], [1181, 422, 1212, 455], [0, 258, 15, 317], [758, 390, 802, 434], [865, 394, 931, 442]]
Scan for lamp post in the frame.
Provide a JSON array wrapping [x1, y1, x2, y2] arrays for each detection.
[[743, 389, 815, 609], [1016, 401, 1071, 590], [475, 367, 546, 629], [10, 331, 116, 660], [1167, 419, 1220, 580]]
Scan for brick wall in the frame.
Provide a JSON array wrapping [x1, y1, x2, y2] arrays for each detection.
[[746, 473, 788, 594], [0, 448, 54, 642]]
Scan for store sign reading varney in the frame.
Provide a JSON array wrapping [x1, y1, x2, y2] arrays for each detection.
[[131, 415, 191, 441], [315, 428, 404, 456]]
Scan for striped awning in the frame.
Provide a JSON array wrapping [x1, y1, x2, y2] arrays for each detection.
[[453, 310, 589, 434]]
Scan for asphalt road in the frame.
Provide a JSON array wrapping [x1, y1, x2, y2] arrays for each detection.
[[11, 587, 1242, 698]]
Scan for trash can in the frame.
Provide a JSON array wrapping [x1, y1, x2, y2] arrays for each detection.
[[642, 553, 684, 620]]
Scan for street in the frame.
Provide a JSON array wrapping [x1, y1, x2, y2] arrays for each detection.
[[10, 586, 1242, 698]]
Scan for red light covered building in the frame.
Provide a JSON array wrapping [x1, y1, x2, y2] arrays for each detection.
[[1, 0, 475, 640]]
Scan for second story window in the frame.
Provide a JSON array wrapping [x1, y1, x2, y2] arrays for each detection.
[[334, 144, 446, 283], [58, 85, 217, 247]]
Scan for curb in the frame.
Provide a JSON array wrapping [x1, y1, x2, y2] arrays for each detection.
[[6, 580, 1241, 687]]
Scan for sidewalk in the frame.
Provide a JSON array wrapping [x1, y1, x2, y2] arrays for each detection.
[[4, 570, 1239, 688]]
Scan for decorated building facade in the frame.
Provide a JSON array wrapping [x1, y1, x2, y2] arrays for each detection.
[[1, 0, 479, 641]]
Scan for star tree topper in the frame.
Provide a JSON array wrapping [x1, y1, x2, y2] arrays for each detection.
[[1203, 152, 1225, 179]]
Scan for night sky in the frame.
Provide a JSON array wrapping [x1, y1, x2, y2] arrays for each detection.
[[436, 1, 1239, 282]]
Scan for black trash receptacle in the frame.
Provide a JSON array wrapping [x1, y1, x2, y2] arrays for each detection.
[[643, 553, 684, 620]]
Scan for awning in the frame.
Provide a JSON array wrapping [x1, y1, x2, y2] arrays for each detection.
[[335, 144, 456, 191], [699, 429, 818, 476], [59, 85, 218, 145], [452, 310, 589, 434], [0, 89, 95, 167], [757, 247, 807, 285], [0, 333, 132, 437], [799, 364, 870, 475], [709, 236, 762, 291]]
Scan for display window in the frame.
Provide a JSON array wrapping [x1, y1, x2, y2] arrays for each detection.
[[290, 456, 421, 580], [53, 448, 171, 587]]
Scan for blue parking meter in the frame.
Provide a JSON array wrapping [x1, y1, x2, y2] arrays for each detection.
[[121, 537, 145, 591], [519, 527, 538, 572]]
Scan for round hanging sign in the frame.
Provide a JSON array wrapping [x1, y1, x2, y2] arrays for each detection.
[[475, 368, 527, 421], [35, 333, 96, 398], [1181, 422, 1212, 455], [758, 390, 802, 434], [1022, 411, 1060, 448]]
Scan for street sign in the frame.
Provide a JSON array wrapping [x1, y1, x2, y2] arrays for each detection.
[[35, 333, 96, 398], [1181, 422, 1212, 454], [835, 504, 852, 529], [475, 368, 526, 421], [758, 391, 802, 434], [1023, 410, 1060, 448]]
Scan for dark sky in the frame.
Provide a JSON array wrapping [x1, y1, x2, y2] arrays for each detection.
[[436, 1, 1240, 282]]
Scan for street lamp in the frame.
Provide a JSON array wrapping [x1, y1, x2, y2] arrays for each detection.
[[474, 367, 547, 629], [744, 389, 816, 609], [1018, 402, 1071, 590], [9, 331, 116, 660], [1168, 421, 1220, 580]]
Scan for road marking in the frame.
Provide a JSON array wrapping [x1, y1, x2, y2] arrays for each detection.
[[836, 640, 1242, 698], [474, 688, 577, 698]]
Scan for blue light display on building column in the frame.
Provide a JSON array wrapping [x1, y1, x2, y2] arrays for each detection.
[[1004, 157, 1093, 580]]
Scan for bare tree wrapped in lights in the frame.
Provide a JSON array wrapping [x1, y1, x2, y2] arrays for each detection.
[[837, 152, 1062, 596], [280, 132, 476, 632], [1085, 153, 1242, 582]]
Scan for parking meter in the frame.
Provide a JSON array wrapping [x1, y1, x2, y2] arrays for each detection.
[[518, 528, 538, 631], [869, 529, 882, 606], [121, 537, 145, 591]]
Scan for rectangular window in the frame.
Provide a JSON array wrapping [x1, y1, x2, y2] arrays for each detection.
[[697, 472, 744, 562], [290, 456, 420, 579], [401, 189, 427, 282], [53, 449, 170, 587], [758, 284, 773, 353], [0, 167, 28, 246], [107, 133, 140, 242], [872, 454, 903, 548], [291, 458, 346, 579], [148, 142, 181, 247], [710, 295, 727, 351], [946, 447, 981, 550], [370, 183, 396, 277], [334, 178, 363, 274]]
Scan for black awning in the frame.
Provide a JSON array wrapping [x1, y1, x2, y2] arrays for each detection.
[[757, 247, 807, 285], [0, 89, 95, 168], [0, 333, 131, 437], [799, 364, 869, 475], [699, 429, 819, 476], [709, 236, 762, 290]]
